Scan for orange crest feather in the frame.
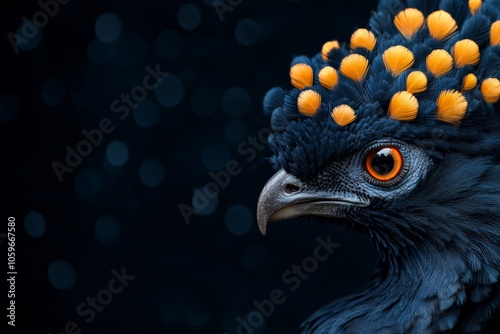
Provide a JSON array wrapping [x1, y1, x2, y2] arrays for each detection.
[[469, 0, 482, 14], [426, 49, 454, 77], [290, 64, 313, 90], [318, 66, 339, 90], [462, 74, 478, 91], [481, 78, 500, 103], [331, 104, 357, 126], [427, 10, 458, 40], [340, 54, 369, 82], [388, 91, 419, 121], [406, 71, 427, 94], [297, 90, 322, 116], [394, 8, 425, 40], [452, 39, 480, 68], [322, 40, 340, 61], [436, 90, 468, 124], [350, 29, 377, 51], [382, 45, 415, 77]]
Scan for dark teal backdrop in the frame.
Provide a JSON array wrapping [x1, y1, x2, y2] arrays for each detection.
[[3, 0, 379, 333]]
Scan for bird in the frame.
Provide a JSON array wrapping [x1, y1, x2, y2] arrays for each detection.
[[257, 0, 500, 332]]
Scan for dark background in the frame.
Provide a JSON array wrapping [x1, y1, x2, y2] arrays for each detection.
[[2, 0, 380, 333]]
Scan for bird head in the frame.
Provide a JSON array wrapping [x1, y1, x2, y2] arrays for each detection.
[[258, 0, 500, 267]]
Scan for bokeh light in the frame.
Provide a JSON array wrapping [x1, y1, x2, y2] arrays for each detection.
[[16, 21, 43, 51], [48, 260, 76, 290], [192, 186, 219, 216], [106, 140, 129, 167], [95, 13, 122, 43], [224, 205, 253, 236], [177, 4, 202, 31], [24, 211, 46, 238], [41, 78, 65, 107], [95, 215, 120, 244], [155, 75, 184, 107], [9, 1, 386, 333], [139, 159, 165, 187], [133, 99, 161, 128], [235, 19, 261, 46]]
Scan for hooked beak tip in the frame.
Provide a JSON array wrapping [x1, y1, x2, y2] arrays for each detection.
[[256, 169, 369, 235], [256, 170, 293, 236]]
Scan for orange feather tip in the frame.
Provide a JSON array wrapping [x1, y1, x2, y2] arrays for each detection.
[[426, 49, 454, 77], [290, 63, 313, 90], [331, 104, 356, 126], [462, 73, 477, 91], [427, 10, 458, 40], [297, 89, 322, 116], [452, 39, 480, 68], [350, 29, 377, 51], [406, 71, 427, 94], [318, 66, 339, 90], [322, 40, 340, 61], [481, 78, 500, 103], [436, 90, 468, 124], [339, 54, 369, 82], [382, 45, 415, 77], [469, 0, 482, 14], [394, 8, 425, 40], [491, 21, 500, 46], [388, 91, 419, 121]]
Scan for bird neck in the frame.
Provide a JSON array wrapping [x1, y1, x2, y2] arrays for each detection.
[[303, 244, 500, 333], [356, 247, 471, 332]]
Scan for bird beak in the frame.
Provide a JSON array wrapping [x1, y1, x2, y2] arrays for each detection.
[[257, 169, 368, 235]]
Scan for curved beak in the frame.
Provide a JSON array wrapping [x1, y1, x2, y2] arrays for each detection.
[[257, 169, 368, 235]]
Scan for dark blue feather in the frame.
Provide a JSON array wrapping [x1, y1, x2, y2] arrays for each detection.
[[263, 0, 500, 332]]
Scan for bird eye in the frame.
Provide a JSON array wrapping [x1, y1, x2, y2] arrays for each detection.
[[365, 146, 404, 183]]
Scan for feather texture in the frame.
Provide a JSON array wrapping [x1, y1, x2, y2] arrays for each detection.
[[262, 1, 500, 332]]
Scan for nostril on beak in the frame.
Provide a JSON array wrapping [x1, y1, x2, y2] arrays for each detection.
[[284, 183, 301, 194]]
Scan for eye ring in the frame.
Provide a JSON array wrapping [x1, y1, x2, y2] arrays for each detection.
[[365, 146, 403, 181], [362, 142, 408, 187]]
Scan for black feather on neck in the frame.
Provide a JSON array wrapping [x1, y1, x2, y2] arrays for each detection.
[[301, 152, 500, 333]]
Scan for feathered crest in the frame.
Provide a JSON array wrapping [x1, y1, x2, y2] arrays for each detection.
[[263, 0, 500, 177]]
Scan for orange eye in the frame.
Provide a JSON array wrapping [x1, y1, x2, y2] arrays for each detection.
[[365, 146, 404, 181]]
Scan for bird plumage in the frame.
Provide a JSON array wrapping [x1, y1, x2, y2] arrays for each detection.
[[258, 0, 500, 332]]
